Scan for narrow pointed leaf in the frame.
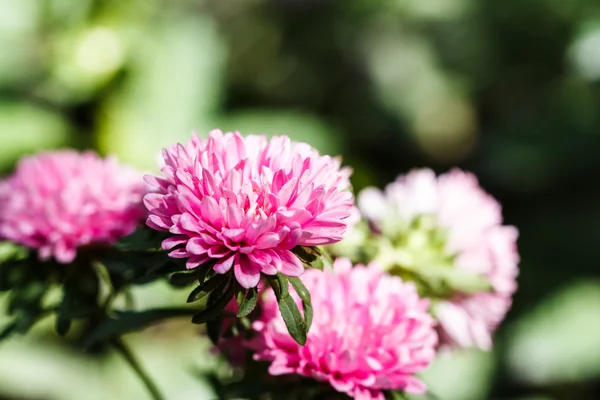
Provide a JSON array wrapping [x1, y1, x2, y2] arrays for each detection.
[[187, 273, 227, 303], [268, 273, 289, 299], [191, 282, 235, 324], [206, 316, 223, 345], [169, 271, 201, 287], [277, 293, 307, 345], [289, 276, 313, 331], [236, 287, 258, 318]]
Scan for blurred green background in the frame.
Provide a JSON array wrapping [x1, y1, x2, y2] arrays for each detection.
[[1, 0, 600, 399]]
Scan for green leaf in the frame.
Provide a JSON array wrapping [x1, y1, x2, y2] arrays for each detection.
[[289, 277, 313, 331], [268, 273, 289, 299], [292, 246, 320, 264], [292, 246, 327, 271], [8, 280, 48, 315], [386, 391, 409, 400], [236, 287, 258, 318], [187, 273, 227, 303], [84, 308, 196, 348], [191, 279, 235, 324], [206, 316, 223, 345], [0, 258, 30, 291], [276, 293, 307, 345], [169, 271, 201, 287], [270, 274, 307, 345]]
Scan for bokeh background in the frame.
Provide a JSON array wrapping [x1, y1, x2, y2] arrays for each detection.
[[1, 0, 600, 399]]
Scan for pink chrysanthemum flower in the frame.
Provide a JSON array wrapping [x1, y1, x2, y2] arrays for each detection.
[[143, 130, 354, 289], [358, 168, 519, 349], [251, 258, 438, 400], [0, 150, 147, 263]]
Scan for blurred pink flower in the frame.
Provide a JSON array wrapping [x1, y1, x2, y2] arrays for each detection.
[[358, 169, 519, 349], [144, 130, 354, 289], [0, 150, 147, 263], [251, 258, 438, 399]]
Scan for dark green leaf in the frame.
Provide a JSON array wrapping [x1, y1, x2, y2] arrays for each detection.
[[268, 273, 289, 299], [292, 246, 320, 264], [0, 258, 29, 291], [8, 281, 48, 315], [294, 246, 334, 271], [187, 273, 227, 303], [84, 308, 196, 348], [169, 271, 201, 287], [292, 246, 326, 271], [277, 293, 307, 345], [191, 281, 235, 324], [14, 310, 38, 334], [206, 316, 223, 345], [289, 277, 313, 331], [236, 287, 258, 318]]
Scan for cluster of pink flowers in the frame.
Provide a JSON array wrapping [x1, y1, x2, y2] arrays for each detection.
[[358, 169, 519, 349], [251, 258, 438, 399], [143, 130, 354, 288], [0, 150, 146, 263], [0, 131, 520, 399]]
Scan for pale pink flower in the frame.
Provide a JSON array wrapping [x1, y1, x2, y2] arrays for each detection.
[[144, 130, 354, 289], [0, 150, 147, 263], [358, 169, 519, 349], [251, 258, 438, 400]]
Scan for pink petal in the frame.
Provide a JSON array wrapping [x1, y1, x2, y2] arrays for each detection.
[[278, 250, 304, 276], [186, 237, 209, 255], [234, 255, 261, 288], [214, 254, 236, 273]]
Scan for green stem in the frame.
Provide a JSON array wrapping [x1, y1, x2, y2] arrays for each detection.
[[112, 338, 165, 400]]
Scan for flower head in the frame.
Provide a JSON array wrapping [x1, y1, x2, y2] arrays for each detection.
[[0, 150, 147, 263], [358, 168, 519, 349], [144, 130, 354, 288], [251, 258, 438, 400]]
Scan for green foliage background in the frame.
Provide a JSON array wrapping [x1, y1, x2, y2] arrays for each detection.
[[1, 0, 600, 399]]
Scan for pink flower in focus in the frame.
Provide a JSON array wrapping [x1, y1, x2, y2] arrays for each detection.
[[251, 258, 438, 400], [144, 130, 354, 289], [358, 169, 519, 349], [0, 150, 147, 263]]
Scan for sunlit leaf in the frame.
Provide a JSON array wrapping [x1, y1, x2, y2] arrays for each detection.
[[288, 276, 312, 331], [236, 287, 258, 318]]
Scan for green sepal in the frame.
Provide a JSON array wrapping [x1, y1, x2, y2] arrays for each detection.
[[292, 246, 332, 271]]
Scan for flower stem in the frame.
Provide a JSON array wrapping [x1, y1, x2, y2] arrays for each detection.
[[112, 338, 165, 400]]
